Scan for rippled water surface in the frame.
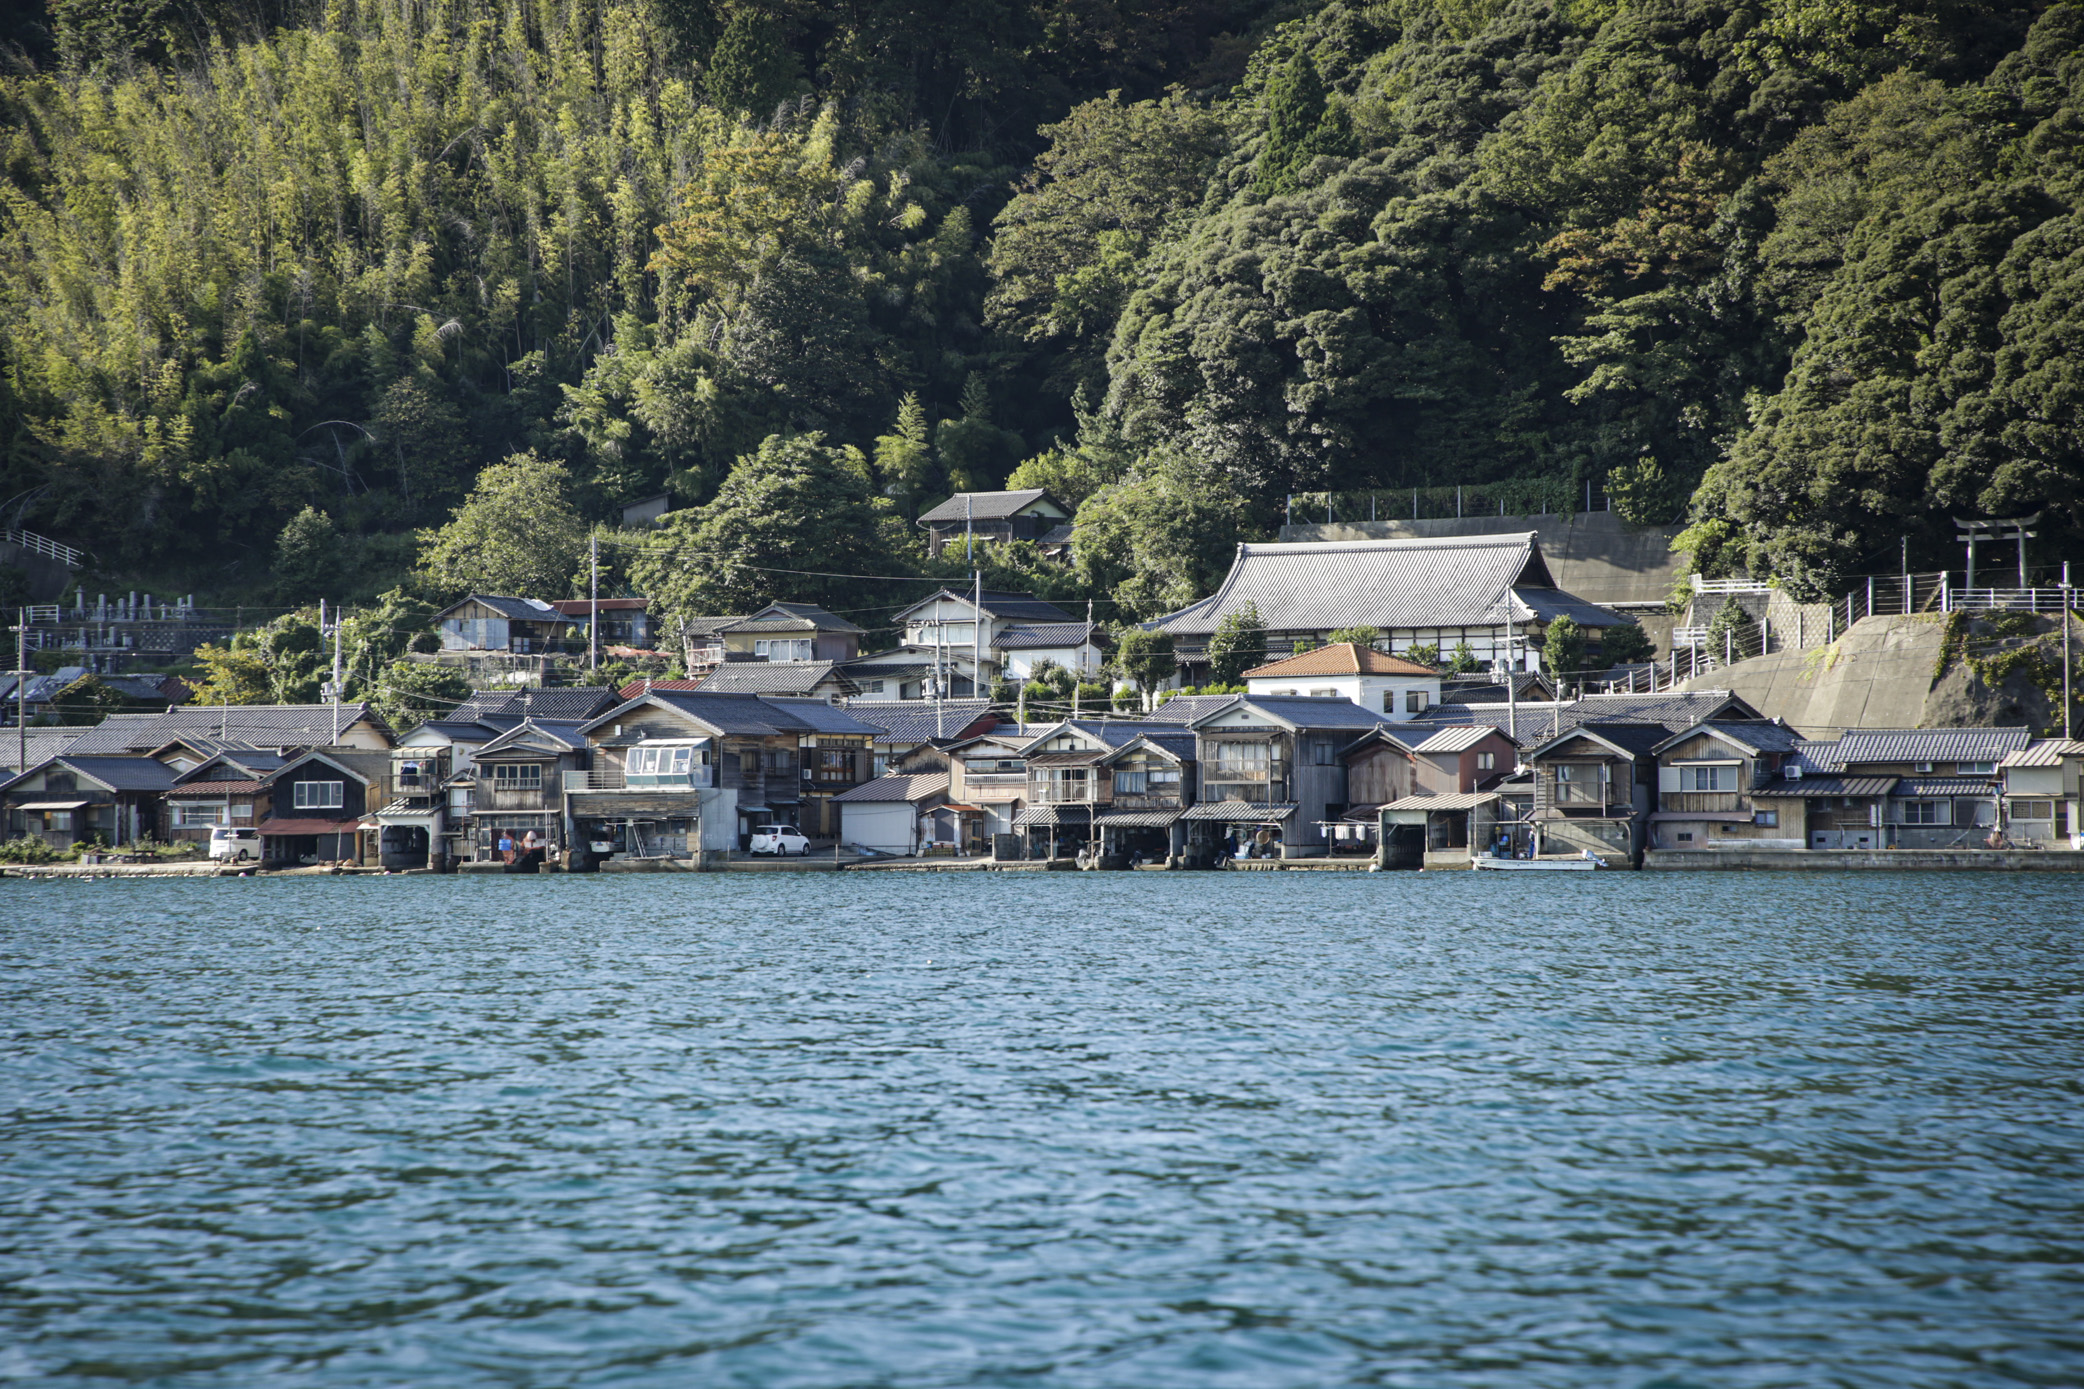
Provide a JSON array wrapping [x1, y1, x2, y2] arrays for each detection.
[[3, 871, 2082, 1387]]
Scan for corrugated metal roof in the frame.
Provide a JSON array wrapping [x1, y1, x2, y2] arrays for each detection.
[[1753, 776, 1898, 798], [1093, 808, 1183, 827], [1014, 804, 1091, 826], [1178, 800, 1298, 822], [2001, 740, 2084, 767], [1831, 727, 2032, 765], [1383, 792, 1499, 812], [1414, 725, 1502, 754], [256, 816, 357, 836], [832, 773, 949, 804], [1894, 778, 1999, 797], [916, 489, 1060, 523], [1152, 535, 1631, 637], [166, 779, 265, 796]]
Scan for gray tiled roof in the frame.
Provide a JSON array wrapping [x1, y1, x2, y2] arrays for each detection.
[[842, 700, 995, 743], [1151, 535, 1622, 637], [832, 772, 949, 803], [0, 726, 96, 771], [453, 687, 621, 722], [1153, 694, 1242, 722], [1830, 728, 2032, 765], [59, 713, 169, 754], [994, 622, 1097, 651], [1655, 721, 1805, 756], [1191, 695, 1393, 731], [898, 589, 1076, 624], [1029, 718, 1192, 749], [916, 489, 1060, 524], [726, 602, 866, 636], [1411, 691, 1760, 739], [56, 755, 182, 792], [438, 594, 578, 623], [1754, 776, 1899, 798], [697, 661, 851, 697], [760, 698, 883, 736]]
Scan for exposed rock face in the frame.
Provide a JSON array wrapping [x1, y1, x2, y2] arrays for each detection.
[[1678, 613, 2082, 736]]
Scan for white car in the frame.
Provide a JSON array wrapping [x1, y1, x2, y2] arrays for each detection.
[[748, 825, 810, 856], [208, 826, 262, 862]]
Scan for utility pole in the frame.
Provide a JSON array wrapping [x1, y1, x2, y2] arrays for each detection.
[[14, 607, 25, 772], [973, 567, 984, 705], [2064, 562, 2074, 742], [330, 603, 343, 746], [589, 533, 599, 671]]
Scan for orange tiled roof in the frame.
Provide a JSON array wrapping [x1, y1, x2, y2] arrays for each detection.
[[1242, 643, 1436, 679]]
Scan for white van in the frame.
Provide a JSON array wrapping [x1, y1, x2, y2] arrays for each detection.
[[208, 827, 262, 862]]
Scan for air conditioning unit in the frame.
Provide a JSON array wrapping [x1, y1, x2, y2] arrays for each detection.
[[1787, 763, 1802, 779], [1916, 761, 1935, 773]]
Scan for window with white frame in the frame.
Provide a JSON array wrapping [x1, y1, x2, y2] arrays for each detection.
[[491, 764, 543, 791], [628, 746, 695, 782], [1405, 689, 1429, 714], [2012, 799, 2054, 821], [1310, 687, 1337, 698], [1476, 752, 1495, 771], [1957, 761, 1995, 775], [293, 780, 344, 810], [1680, 764, 1738, 792], [1753, 809, 1778, 827], [173, 801, 227, 827]]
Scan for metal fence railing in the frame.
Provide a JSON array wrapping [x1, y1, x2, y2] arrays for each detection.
[[1, 529, 84, 568]]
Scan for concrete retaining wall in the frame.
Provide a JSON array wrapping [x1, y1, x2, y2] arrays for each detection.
[[1645, 848, 2084, 871]]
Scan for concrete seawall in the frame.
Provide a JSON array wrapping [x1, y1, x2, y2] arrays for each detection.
[[1645, 848, 2084, 871]]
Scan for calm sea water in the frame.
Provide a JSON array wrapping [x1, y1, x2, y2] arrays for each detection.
[[2, 871, 2080, 1388]]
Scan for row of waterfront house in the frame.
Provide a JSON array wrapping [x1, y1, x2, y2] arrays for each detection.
[[4, 644, 2078, 870]]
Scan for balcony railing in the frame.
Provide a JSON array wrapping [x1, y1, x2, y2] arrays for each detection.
[[563, 768, 715, 791]]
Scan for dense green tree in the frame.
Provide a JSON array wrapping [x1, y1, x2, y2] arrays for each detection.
[[1600, 620, 1656, 666], [631, 432, 911, 664], [1542, 613, 1587, 685], [1071, 446, 1252, 618], [1115, 627, 1178, 700], [416, 455, 589, 601], [704, 10, 804, 118], [1206, 600, 1269, 686], [273, 507, 341, 603]]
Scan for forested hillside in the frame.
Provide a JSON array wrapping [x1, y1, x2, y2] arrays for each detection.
[[1, 0, 2079, 615]]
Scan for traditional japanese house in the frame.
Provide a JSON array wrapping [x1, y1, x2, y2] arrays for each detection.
[[1092, 731, 1198, 863], [719, 603, 865, 663], [1, 755, 178, 851], [162, 752, 286, 848], [846, 700, 998, 776], [450, 720, 590, 866], [570, 690, 879, 860], [1519, 720, 1670, 863], [832, 773, 953, 855], [769, 697, 878, 839], [255, 751, 373, 865], [940, 730, 1035, 848], [1754, 726, 2031, 849], [548, 598, 653, 651], [1999, 740, 2083, 849], [1015, 718, 1190, 859], [1356, 724, 1520, 863], [1648, 721, 1806, 851], [1182, 696, 1394, 857], [432, 595, 582, 654], [916, 489, 1071, 556]]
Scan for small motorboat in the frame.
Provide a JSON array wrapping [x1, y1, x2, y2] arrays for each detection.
[[1471, 848, 1603, 871]]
